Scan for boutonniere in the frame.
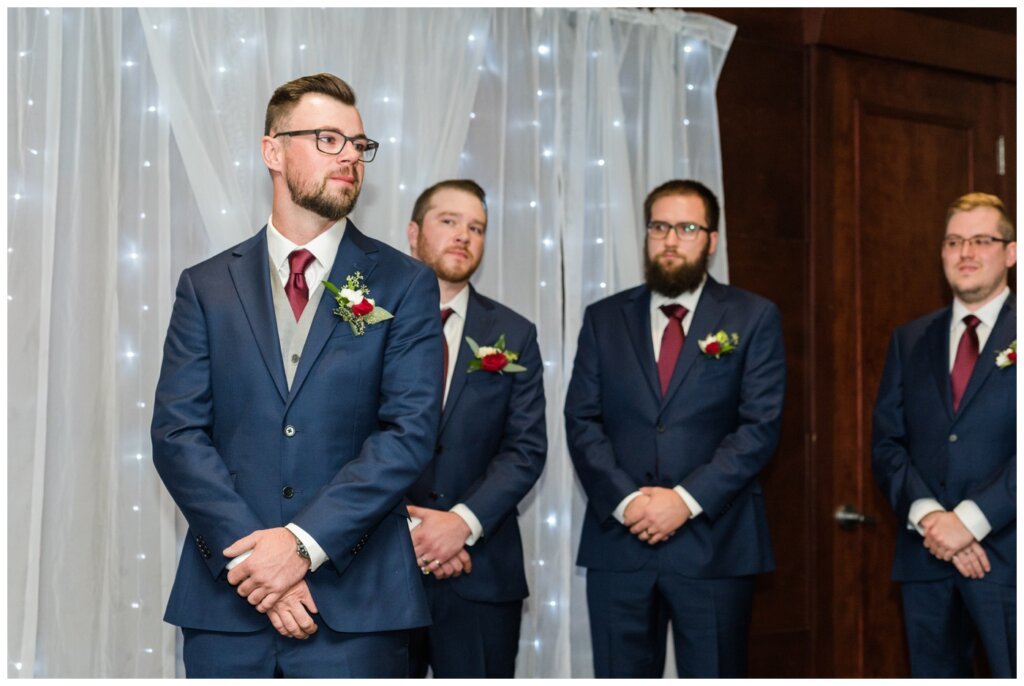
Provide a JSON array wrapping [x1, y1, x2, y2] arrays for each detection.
[[465, 334, 527, 374], [995, 340, 1016, 369], [322, 271, 393, 336], [698, 330, 739, 359]]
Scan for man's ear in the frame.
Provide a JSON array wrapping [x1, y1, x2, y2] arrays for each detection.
[[407, 221, 421, 258], [708, 230, 719, 256], [261, 136, 282, 172]]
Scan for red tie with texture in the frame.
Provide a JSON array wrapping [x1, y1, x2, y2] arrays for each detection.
[[284, 249, 316, 321], [950, 314, 981, 412], [441, 307, 455, 390], [657, 304, 688, 396]]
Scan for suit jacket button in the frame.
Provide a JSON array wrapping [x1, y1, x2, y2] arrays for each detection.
[[284, 425, 296, 437], [282, 486, 295, 498], [644, 472, 655, 482], [429, 491, 441, 500], [948, 434, 958, 443], [657, 424, 666, 433], [435, 444, 444, 455]]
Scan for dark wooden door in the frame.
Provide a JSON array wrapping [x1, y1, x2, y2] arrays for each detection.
[[809, 48, 1011, 677]]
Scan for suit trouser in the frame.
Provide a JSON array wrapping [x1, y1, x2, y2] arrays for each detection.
[[586, 557, 755, 678], [409, 577, 523, 678], [181, 621, 410, 678], [901, 575, 1016, 678]]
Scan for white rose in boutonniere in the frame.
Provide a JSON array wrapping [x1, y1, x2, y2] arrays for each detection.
[[465, 334, 527, 374], [322, 271, 393, 336], [698, 330, 739, 359], [995, 340, 1016, 369]]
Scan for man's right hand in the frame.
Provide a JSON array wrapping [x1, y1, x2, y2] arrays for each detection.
[[951, 541, 991, 579], [266, 580, 319, 639], [430, 548, 473, 580]]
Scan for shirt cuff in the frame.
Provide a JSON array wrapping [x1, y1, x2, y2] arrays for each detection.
[[225, 549, 251, 571], [673, 486, 703, 518], [907, 498, 945, 535], [613, 491, 643, 525], [451, 503, 484, 546], [408, 515, 422, 531], [285, 523, 328, 572], [953, 500, 992, 542]]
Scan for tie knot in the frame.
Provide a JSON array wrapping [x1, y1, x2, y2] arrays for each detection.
[[660, 303, 688, 321], [963, 314, 981, 330], [440, 307, 455, 325], [288, 249, 316, 276]]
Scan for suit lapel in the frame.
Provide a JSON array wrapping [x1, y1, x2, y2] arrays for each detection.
[[926, 308, 954, 421], [440, 287, 495, 432], [621, 288, 661, 401], [956, 294, 1016, 416], [287, 221, 379, 406], [662, 277, 728, 408], [228, 228, 288, 403]]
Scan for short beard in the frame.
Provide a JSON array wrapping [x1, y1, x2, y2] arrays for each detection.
[[287, 173, 359, 222], [644, 244, 709, 298]]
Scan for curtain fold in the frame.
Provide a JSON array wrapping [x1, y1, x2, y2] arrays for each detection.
[[7, 7, 734, 677]]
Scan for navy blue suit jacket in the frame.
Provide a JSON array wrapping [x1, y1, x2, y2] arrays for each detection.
[[872, 294, 1016, 586], [565, 277, 785, 577], [151, 222, 443, 633], [408, 287, 547, 603]]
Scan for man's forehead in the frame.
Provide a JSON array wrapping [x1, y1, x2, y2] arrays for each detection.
[[427, 189, 486, 219], [946, 206, 1000, 232], [286, 94, 363, 128]]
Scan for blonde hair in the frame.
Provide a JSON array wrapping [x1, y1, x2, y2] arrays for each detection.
[[946, 192, 1015, 241]]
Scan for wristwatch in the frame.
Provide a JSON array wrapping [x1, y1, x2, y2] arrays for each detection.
[[293, 533, 310, 562]]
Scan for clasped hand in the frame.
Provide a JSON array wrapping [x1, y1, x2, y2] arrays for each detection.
[[624, 486, 690, 545], [920, 512, 991, 579], [408, 505, 473, 579]]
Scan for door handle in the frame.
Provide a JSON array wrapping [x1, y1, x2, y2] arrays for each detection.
[[834, 504, 878, 531]]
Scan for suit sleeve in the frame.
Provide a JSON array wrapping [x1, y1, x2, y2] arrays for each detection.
[[871, 331, 939, 520], [151, 269, 266, 578], [290, 264, 443, 570], [564, 308, 643, 522], [678, 302, 787, 520], [460, 324, 548, 535], [966, 455, 1016, 535]]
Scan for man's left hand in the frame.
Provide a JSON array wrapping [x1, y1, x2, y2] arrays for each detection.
[[629, 486, 690, 545], [921, 511, 974, 561], [225, 527, 311, 613], [408, 505, 472, 572]]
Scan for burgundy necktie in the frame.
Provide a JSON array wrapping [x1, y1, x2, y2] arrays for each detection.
[[657, 304, 688, 396], [441, 307, 455, 391], [284, 249, 316, 321], [950, 314, 981, 412]]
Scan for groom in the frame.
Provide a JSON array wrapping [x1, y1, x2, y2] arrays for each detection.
[[151, 73, 443, 677]]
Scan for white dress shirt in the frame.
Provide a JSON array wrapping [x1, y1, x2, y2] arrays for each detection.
[[612, 278, 708, 526], [407, 284, 484, 546], [226, 217, 346, 573], [906, 287, 1010, 542]]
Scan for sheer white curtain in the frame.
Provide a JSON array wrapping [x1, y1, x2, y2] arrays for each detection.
[[7, 8, 733, 677]]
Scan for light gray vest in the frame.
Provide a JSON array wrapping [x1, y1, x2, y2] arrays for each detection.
[[270, 255, 324, 390]]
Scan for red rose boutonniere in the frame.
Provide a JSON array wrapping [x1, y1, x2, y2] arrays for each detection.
[[698, 330, 739, 359], [322, 271, 393, 336], [466, 335, 527, 374], [996, 340, 1016, 369]]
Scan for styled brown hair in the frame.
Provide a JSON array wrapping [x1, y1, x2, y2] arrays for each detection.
[[643, 179, 720, 233], [946, 192, 1016, 241], [410, 179, 488, 228], [264, 73, 357, 136]]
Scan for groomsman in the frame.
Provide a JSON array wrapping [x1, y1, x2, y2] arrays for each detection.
[[873, 192, 1016, 677], [405, 179, 547, 677], [565, 179, 786, 677]]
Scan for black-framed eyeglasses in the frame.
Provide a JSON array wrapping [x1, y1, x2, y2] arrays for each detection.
[[273, 129, 379, 163], [646, 221, 710, 241], [941, 234, 1013, 251]]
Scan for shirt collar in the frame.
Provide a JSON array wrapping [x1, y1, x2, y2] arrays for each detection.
[[650, 274, 707, 316], [442, 284, 471, 321], [952, 286, 1010, 330], [266, 215, 346, 274]]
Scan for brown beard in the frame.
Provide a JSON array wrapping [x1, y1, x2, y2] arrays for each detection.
[[287, 170, 360, 221], [644, 241, 710, 297]]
